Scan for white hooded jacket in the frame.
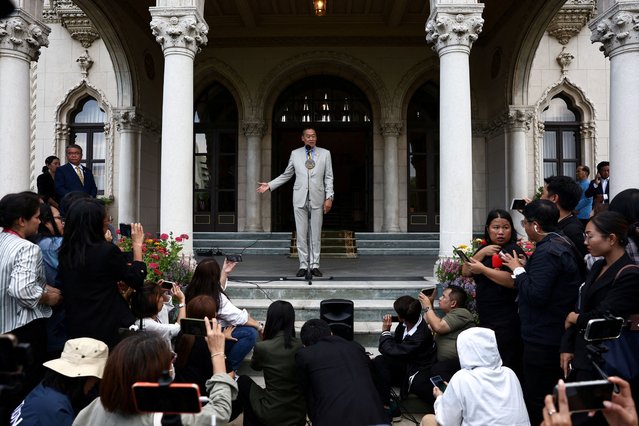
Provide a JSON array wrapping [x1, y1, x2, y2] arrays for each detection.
[[434, 327, 530, 426]]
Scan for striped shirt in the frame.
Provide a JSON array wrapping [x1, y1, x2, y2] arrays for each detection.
[[0, 232, 51, 334]]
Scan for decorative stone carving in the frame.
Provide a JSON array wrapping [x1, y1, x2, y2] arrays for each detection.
[[507, 107, 535, 132], [114, 108, 160, 134], [547, 0, 595, 45], [241, 120, 266, 138], [590, 2, 639, 57], [149, 8, 208, 55], [0, 10, 50, 61], [50, 0, 100, 48], [380, 122, 402, 137], [76, 50, 93, 78], [425, 4, 484, 53], [556, 47, 575, 75]]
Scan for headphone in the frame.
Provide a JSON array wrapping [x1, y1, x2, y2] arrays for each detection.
[[534, 225, 539, 233]]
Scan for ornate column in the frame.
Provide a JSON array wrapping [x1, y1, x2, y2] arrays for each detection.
[[426, 2, 484, 257], [242, 119, 266, 232], [380, 122, 402, 232], [590, 3, 639, 194], [149, 3, 208, 253], [0, 7, 49, 197], [506, 107, 534, 206], [114, 109, 142, 224]]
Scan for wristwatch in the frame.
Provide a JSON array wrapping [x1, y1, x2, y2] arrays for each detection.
[[177, 303, 185, 308], [511, 266, 526, 279], [424, 307, 431, 313]]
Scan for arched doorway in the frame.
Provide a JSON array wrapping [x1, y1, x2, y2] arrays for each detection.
[[407, 82, 440, 232], [193, 83, 238, 232], [271, 75, 373, 232]]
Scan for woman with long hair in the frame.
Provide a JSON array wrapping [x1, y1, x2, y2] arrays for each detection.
[[232, 300, 306, 426], [58, 197, 146, 348], [0, 191, 62, 400], [461, 208, 525, 374], [74, 321, 237, 425], [561, 211, 639, 424], [30, 202, 67, 358], [130, 280, 186, 346], [37, 155, 61, 208], [185, 257, 261, 372]]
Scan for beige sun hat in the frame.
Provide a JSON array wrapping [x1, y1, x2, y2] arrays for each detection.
[[43, 338, 109, 379]]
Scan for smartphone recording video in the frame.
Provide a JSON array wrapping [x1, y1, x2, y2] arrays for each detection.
[[554, 380, 613, 413], [133, 382, 202, 413], [161, 281, 175, 290], [180, 318, 208, 336], [584, 317, 624, 341], [421, 288, 435, 297], [225, 254, 243, 262], [430, 375, 447, 392], [510, 198, 527, 210], [119, 223, 132, 238], [454, 249, 471, 263]]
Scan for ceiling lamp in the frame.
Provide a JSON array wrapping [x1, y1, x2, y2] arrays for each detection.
[[313, 0, 326, 17]]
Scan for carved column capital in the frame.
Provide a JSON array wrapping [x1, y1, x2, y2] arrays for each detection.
[[0, 10, 50, 61], [380, 122, 402, 137], [149, 7, 208, 56], [589, 2, 639, 58], [241, 120, 266, 138], [507, 107, 535, 132], [425, 4, 484, 54], [114, 108, 160, 134]]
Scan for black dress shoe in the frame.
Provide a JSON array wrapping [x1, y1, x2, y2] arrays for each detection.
[[311, 268, 323, 277], [296, 268, 307, 277]]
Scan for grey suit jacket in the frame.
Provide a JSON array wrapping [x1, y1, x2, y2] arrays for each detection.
[[269, 146, 334, 209]]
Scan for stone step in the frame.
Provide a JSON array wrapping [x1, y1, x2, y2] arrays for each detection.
[[357, 247, 439, 255], [224, 280, 434, 300]]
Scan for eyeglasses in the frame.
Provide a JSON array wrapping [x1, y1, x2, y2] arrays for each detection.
[[583, 232, 607, 241], [520, 219, 531, 227]]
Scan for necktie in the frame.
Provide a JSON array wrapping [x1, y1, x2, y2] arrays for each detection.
[[75, 166, 84, 185]]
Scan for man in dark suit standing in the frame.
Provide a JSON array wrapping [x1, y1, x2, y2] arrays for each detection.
[[296, 319, 388, 426], [55, 144, 98, 201], [257, 127, 334, 278], [585, 161, 610, 211]]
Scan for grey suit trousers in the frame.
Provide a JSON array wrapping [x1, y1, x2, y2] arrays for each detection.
[[295, 200, 323, 269]]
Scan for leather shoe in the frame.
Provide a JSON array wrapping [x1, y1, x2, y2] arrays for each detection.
[[311, 268, 323, 277], [296, 269, 307, 277]]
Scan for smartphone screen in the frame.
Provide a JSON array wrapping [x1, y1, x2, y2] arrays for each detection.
[[119, 223, 132, 238], [554, 380, 613, 413], [133, 382, 201, 413], [454, 249, 470, 263], [430, 375, 447, 392], [511, 199, 526, 210], [180, 318, 208, 336], [584, 317, 624, 341], [161, 281, 175, 290]]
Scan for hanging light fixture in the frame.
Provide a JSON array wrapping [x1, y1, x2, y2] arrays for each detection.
[[313, 0, 326, 17]]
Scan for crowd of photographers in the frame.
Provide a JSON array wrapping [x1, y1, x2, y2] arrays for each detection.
[[0, 185, 638, 426]]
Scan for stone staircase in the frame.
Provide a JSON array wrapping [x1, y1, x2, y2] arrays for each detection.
[[193, 231, 440, 256], [225, 276, 440, 420]]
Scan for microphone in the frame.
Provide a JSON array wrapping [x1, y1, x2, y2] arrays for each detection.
[[305, 144, 312, 152]]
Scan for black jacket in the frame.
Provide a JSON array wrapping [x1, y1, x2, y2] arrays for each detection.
[[296, 336, 387, 426], [516, 233, 582, 346]]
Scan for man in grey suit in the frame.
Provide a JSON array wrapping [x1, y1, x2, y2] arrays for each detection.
[[257, 127, 334, 277]]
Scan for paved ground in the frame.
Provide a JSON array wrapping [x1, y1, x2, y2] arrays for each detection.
[[200, 254, 439, 281]]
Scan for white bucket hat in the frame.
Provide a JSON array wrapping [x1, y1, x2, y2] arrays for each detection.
[[43, 338, 108, 379]]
